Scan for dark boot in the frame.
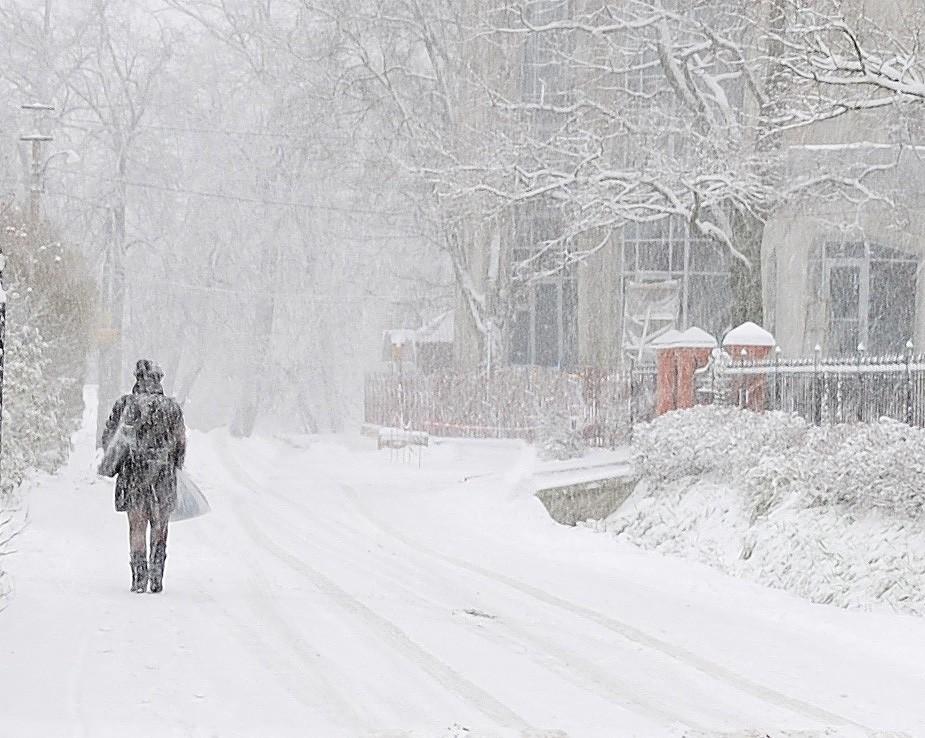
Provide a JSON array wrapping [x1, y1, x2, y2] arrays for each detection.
[[130, 552, 148, 593], [149, 541, 167, 593]]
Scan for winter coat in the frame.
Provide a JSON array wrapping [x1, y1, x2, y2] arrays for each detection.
[[102, 378, 186, 514]]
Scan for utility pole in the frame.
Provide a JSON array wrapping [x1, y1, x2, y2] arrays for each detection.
[[20, 103, 55, 224]]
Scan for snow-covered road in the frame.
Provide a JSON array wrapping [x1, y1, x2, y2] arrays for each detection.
[[2, 405, 925, 738]]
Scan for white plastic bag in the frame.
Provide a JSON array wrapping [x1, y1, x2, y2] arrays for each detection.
[[171, 470, 211, 522]]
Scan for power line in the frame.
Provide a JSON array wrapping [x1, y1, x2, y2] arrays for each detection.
[[118, 178, 403, 217], [65, 117, 349, 143], [51, 170, 411, 219], [124, 274, 387, 302]]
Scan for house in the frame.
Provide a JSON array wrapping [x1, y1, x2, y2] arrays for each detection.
[[764, 144, 925, 357], [451, 1, 923, 368], [381, 312, 455, 374]]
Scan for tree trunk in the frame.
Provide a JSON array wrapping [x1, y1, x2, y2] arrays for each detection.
[[725, 0, 787, 332], [729, 210, 765, 328]]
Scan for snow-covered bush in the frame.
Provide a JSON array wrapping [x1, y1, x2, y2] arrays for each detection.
[[0, 210, 94, 492], [537, 407, 587, 461], [0, 211, 91, 601], [608, 406, 925, 613], [743, 419, 925, 518], [634, 406, 925, 518], [1, 324, 78, 491], [633, 405, 809, 484]]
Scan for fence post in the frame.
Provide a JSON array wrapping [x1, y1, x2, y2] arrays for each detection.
[[738, 348, 747, 409], [906, 339, 914, 425], [812, 344, 822, 425], [774, 345, 781, 411]]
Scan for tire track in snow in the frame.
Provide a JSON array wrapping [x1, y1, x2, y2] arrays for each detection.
[[64, 627, 91, 738], [211, 436, 532, 734], [189, 501, 370, 736], [215, 440, 763, 733], [248, 438, 872, 735], [332, 479, 876, 737], [223, 464, 706, 732]]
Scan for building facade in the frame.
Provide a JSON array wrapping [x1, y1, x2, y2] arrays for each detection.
[[453, 1, 924, 368]]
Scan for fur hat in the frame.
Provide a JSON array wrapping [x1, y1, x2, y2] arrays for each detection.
[[134, 359, 163, 381]]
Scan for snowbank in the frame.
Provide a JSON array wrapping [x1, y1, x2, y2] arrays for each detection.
[[594, 406, 925, 615]]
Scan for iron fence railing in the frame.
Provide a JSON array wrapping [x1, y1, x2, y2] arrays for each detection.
[[707, 348, 925, 425]]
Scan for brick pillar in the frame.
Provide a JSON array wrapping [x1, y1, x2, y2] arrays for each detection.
[[660, 327, 717, 413], [656, 346, 677, 415], [723, 322, 776, 412], [675, 346, 714, 409]]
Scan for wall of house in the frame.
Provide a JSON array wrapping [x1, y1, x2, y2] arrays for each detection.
[[764, 149, 925, 356], [763, 0, 925, 356]]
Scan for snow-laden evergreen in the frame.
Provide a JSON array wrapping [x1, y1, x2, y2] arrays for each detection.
[[0, 212, 93, 605]]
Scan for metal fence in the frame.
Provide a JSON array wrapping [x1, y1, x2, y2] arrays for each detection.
[[708, 348, 925, 425], [364, 365, 656, 446]]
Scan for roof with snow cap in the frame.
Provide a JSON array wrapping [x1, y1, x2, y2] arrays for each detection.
[[722, 321, 776, 348], [675, 327, 718, 348], [651, 328, 683, 347]]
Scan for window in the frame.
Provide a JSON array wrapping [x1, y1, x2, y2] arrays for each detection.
[[620, 217, 731, 362], [510, 199, 577, 367], [815, 241, 918, 356], [521, 1, 571, 103], [520, 0, 573, 141]]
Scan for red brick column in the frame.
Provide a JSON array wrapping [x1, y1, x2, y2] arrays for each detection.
[[654, 327, 717, 414], [675, 346, 714, 409], [723, 322, 776, 412], [656, 346, 677, 415]]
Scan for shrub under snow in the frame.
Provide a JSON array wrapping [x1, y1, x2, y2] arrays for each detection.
[[600, 406, 925, 615], [633, 405, 808, 484], [633, 405, 925, 518]]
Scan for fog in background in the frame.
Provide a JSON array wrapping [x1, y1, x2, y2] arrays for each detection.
[[0, 0, 454, 438], [1, 0, 924, 440]]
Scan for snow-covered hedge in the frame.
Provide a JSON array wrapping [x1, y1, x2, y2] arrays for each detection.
[[634, 406, 925, 518], [0, 212, 93, 493], [0, 212, 91, 602], [634, 405, 808, 485], [1, 324, 79, 491], [603, 406, 925, 614]]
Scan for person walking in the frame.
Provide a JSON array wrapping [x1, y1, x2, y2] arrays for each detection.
[[102, 360, 186, 593]]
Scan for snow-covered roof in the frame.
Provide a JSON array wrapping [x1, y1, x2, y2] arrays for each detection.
[[674, 327, 718, 348], [416, 311, 454, 344], [722, 321, 776, 348]]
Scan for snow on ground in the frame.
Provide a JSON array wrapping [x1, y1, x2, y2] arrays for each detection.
[[594, 478, 925, 614], [2, 392, 925, 737], [605, 406, 925, 616]]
